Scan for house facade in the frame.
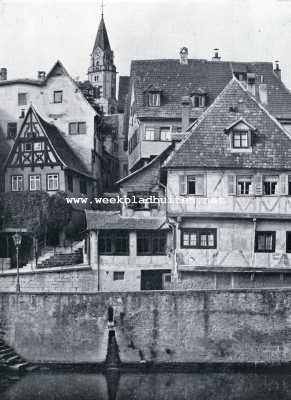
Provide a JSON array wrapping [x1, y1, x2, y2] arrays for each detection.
[[164, 77, 291, 289], [126, 49, 291, 173]]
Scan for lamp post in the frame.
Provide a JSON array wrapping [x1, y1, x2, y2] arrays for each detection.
[[12, 233, 22, 293]]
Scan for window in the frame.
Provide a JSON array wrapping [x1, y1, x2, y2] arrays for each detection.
[[181, 229, 217, 249], [99, 231, 129, 255], [23, 142, 32, 151], [18, 93, 27, 106], [113, 271, 124, 280], [80, 178, 87, 194], [263, 176, 278, 195], [29, 175, 41, 191], [47, 174, 59, 191], [191, 95, 205, 108], [34, 142, 44, 151], [69, 122, 86, 135], [137, 231, 167, 255], [20, 109, 26, 118], [237, 176, 253, 196], [122, 163, 128, 177], [128, 191, 158, 210], [113, 142, 118, 153], [53, 91, 63, 103], [187, 175, 205, 195], [288, 176, 291, 195], [160, 127, 171, 141], [286, 232, 291, 253], [232, 130, 249, 148], [7, 123, 17, 139], [11, 175, 23, 192], [148, 92, 160, 107], [129, 130, 139, 153], [67, 172, 74, 192], [255, 231, 275, 253], [144, 127, 155, 141]]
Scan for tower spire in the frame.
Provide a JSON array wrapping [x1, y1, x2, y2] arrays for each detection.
[[101, 0, 104, 18]]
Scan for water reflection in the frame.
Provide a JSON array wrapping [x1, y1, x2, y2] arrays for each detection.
[[1, 369, 291, 400]]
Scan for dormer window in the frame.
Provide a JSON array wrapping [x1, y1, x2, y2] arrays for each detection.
[[225, 118, 255, 152], [148, 92, 161, 107], [191, 95, 206, 108]]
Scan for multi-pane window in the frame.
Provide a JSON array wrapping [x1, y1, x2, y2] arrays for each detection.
[[237, 176, 253, 196], [191, 95, 205, 108], [7, 123, 17, 139], [47, 174, 59, 191], [34, 142, 44, 151], [23, 143, 32, 151], [18, 93, 27, 106], [113, 271, 125, 280], [181, 229, 217, 249], [144, 127, 155, 141], [160, 127, 171, 141], [53, 91, 63, 103], [69, 122, 86, 135], [148, 92, 160, 107], [137, 231, 167, 255], [255, 231, 275, 253], [232, 130, 249, 148], [99, 231, 129, 255], [263, 176, 278, 195], [187, 175, 204, 195], [11, 175, 23, 192], [29, 175, 41, 191]]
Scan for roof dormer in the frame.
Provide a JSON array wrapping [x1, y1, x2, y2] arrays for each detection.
[[190, 88, 207, 108], [224, 118, 256, 152], [144, 84, 162, 107]]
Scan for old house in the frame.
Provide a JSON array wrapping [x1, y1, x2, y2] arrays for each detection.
[[126, 49, 291, 173], [163, 77, 291, 289]]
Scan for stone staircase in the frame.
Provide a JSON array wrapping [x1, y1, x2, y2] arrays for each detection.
[[36, 248, 83, 269], [0, 330, 37, 373]]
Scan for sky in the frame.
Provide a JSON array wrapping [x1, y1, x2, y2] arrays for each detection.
[[1, 0, 291, 89]]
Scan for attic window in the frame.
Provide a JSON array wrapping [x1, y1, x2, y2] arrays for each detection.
[[225, 120, 254, 151], [232, 130, 250, 148], [148, 92, 161, 107], [191, 94, 206, 108]]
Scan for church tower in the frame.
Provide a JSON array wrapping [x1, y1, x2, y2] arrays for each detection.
[[88, 11, 117, 114]]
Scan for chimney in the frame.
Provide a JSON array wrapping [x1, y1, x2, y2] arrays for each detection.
[[38, 71, 46, 80], [274, 60, 281, 80], [212, 48, 221, 61], [0, 68, 7, 81], [181, 96, 191, 131], [180, 47, 188, 65]]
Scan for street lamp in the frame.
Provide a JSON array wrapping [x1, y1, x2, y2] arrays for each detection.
[[12, 233, 22, 292]]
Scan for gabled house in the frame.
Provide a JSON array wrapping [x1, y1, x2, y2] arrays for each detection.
[[4, 106, 95, 195], [163, 77, 291, 289], [126, 48, 291, 173]]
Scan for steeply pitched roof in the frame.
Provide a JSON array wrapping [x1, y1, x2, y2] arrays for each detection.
[[85, 210, 167, 230], [130, 59, 291, 120], [118, 76, 130, 113], [164, 78, 291, 170], [93, 15, 111, 53]]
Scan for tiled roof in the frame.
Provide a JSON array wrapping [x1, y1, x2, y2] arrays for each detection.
[[0, 79, 42, 87], [35, 109, 93, 177], [118, 76, 130, 113], [85, 210, 167, 230], [130, 59, 291, 120], [164, 78, 291, 170], [92, 15, 111, 53]]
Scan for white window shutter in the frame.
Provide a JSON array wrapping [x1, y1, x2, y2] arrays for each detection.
[[179, 175, 187, 195], [280, 174, 288, 195], [196, 175, 205, 195], [254, 174, 263, 196], [227, 175, 236, 195]]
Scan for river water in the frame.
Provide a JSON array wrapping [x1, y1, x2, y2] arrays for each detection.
[[1, 370, 291, 399]]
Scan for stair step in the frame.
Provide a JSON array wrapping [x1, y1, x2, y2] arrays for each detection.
[[5, 355, 21, 364], [8, 362, 29, 372]]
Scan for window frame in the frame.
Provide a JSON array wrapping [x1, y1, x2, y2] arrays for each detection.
[[69, 122, 86, 135], [186, 175, 205, 196], [255, 231, 276, 253], [99, 230, 129, 256], [148, 92, 161, 107], [7, 122, 17, 140], [137, 230, 167, 256], [18, 92, 27, 106], [232, 129, 250, 149], [181, 228, 217, 249], [263, 175, 279, 196], [47, 173, 59, 191], [236, 175, 253, 196], [29, 174, 41, 191], [11, 175, 23, 192], [191, 95, 206, 108], [113, 271, 125, 280], [160, 127, 171, 141], [53, 90, 63, 104], [144, 127, 155, 141]]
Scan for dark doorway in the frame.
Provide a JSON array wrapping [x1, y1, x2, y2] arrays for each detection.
[[140, 269, 171, 290]]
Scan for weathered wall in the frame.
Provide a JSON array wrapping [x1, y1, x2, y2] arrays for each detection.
[[1, 289, 291, 364]]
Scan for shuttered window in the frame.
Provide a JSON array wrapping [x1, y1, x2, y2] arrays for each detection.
[[254, 174, 263, 196], [255, 231, 275, 253], [227, 175, 236, 195], [237, 176, 253, 195], [179, 175, 205, 196], [263, 176, 279, 195]]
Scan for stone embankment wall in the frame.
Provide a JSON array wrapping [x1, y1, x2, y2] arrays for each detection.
[[0, 289, 291, 365]]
